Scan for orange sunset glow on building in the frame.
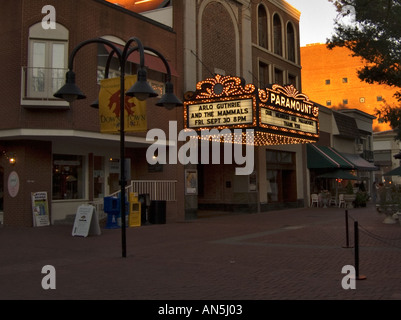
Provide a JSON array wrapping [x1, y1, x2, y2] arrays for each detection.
[[301, 43, 398, 132], [106, 0, 168, 12]]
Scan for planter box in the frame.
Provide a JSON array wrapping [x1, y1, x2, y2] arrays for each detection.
[[343, 194, 356, 208]]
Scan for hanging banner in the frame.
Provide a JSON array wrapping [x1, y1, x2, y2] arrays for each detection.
[[31, 191, 50, 227], [99, 75, 147, 133]]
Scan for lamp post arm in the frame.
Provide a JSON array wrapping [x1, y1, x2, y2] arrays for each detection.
[[105, 48, 118, 79], [125, 45, 172, 82], [143, 46, 172, 83], [124, 37, 145, 68], [67, 38, 123, 70]]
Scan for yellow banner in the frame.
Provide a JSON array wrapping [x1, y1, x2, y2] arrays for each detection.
[[99, 75, 147, 133]]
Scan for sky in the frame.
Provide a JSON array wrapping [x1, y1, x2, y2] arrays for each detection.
[[285, 0, 339, 47]]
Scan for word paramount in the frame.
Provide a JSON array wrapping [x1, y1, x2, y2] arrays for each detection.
[[146, 121, 254, 175]]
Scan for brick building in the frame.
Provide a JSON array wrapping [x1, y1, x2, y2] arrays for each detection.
[[301, 43, 398, 132], [0, 0, 184, 226], [1, 0, 334, 226]]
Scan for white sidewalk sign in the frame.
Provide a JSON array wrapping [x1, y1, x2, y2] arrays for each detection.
[[72, 205, 101, 237]]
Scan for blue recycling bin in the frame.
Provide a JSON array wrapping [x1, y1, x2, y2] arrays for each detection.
[[104, 196, 120, 229], [103, 195, 129, 229]]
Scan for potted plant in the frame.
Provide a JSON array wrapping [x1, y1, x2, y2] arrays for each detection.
[[354, 191, 370, 208], [321, 190, 331, 208], [343, 181, 356, 208]]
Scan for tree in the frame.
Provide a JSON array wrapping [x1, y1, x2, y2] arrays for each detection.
[[327, 0, 401, 138]]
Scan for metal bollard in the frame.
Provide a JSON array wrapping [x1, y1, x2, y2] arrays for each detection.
[[354, 220, 367, 280], [343, 210, 353, 248]]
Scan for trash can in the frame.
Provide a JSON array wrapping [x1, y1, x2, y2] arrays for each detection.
[[138, 194, 150, 225], [149, 200, 166, 224]]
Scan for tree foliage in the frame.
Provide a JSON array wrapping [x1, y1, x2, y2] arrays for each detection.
[[327, 0, 401, 137]]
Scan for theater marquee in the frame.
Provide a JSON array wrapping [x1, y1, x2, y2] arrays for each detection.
[[184, 75, 319, 146], [187, 98, 254, 128]]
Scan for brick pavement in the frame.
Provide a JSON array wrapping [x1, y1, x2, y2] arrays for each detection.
[[1, 203, 401, 302]]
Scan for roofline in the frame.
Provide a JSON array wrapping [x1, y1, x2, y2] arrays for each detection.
[[94, 0, 174, 32], [338, 108, 377, 120], [273, 0, 301, 20], [373, 129, 396, 136]]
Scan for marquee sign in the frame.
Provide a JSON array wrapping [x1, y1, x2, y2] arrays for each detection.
[[184, 75, 319, 146], [258, 84, 319, 138], [187, 98, 254, 128]]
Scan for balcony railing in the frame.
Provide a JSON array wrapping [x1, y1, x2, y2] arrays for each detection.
[[21, 67, 69, 108]]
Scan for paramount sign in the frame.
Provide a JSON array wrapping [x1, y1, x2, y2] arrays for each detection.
[[184, 75, 319, 145]]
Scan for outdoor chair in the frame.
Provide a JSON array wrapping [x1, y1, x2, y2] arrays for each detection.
[[329, 196, 337, 207], [338, 194, 345, 208], [310, 194, 319, 207]]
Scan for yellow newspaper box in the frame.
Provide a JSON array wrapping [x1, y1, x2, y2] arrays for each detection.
[[129, 192, 141, 227]]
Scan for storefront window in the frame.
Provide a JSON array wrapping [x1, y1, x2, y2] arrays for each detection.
[[53, 154, 84, 200], [93, 156, 104, 199]]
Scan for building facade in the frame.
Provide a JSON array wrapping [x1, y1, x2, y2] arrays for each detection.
[[0, 0, 185, 226], [301, 43, 398, 132], [373, 130, 401, 185], [179, 0, 313, 214], [308, 104, 376, 201], [4, 0, 363, 226]]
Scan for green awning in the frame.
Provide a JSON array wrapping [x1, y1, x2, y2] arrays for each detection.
[[307, 144, 355, 169], [383, 166, 401, 176]]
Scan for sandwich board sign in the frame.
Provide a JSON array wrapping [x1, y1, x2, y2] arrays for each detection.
[[72, 204, 101, 237], [31, 191, 50, 227]]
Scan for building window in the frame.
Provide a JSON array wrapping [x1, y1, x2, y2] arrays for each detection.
[[343, 99, 348, 105], [325, 79, 330, 85], [26, 23, 68, 99], [288, 74, 297, 87], [259, 61, 270, 88], [274, 68, 284, 85], [273, 14, 282, 56], [53, 155, 85, 200], [258, 5, 268, 49], [342, 77, 348, 83], [326, 100, 332, 107], [377, 96, 383, 101], [287, 22, 296, 62], [360, 97, 365, 103], [97, 42, 136, 83]]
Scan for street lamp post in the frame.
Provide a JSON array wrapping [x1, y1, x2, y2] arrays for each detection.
[[54, 37, 182, 258]]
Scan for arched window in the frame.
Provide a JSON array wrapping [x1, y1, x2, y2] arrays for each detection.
[[273, 14, 282, 56], [287, 22, 296, 62], [27, 23, 69, 99], [258, 5, 268, 49]]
